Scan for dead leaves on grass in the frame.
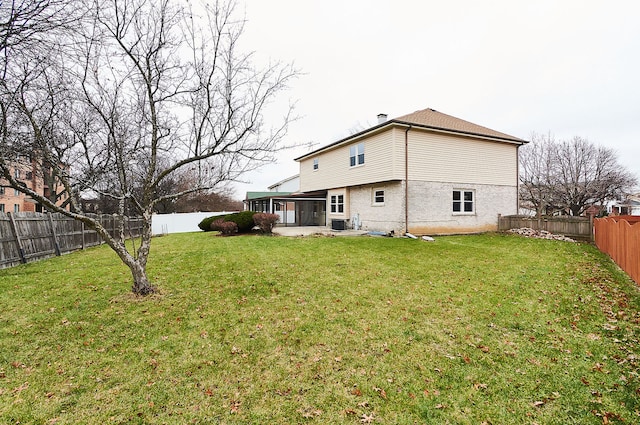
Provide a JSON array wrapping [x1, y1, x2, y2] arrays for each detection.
[[229, 399, 241, 414], [373, 386, 387, 400], [360, 412, 375, 423], [298, 407, 322, 419]]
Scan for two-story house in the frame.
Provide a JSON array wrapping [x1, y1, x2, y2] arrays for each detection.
[[248, 107, 527, 235]]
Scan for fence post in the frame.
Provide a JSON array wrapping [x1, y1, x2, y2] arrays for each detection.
[[47, 213, 62, 256], [81, 221, 86, 250], [7, 212, 26, 264]]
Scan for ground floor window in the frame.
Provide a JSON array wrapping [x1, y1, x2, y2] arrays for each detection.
[[330, 194, 344, 213], [373, 188, 385, 205], [453, 190, 474, 213]]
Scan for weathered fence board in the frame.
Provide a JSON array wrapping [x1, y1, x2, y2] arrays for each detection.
[[594, 216, 640, 285], [0, 212, 143, 269], [498, 215, 593, 240]]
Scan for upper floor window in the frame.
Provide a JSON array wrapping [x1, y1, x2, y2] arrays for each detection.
[[349, 143, 364, 167], [313, 158, 319, 170], [14, 189, 20, 197], [330, 194, 344, 213], [14, 204, 20, 212], [0, 186, 4, 195], [453, 190, 474, 213], [14, 169, 20, 179]]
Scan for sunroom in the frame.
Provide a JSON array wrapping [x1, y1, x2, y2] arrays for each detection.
[[244, 191, 327, 226]]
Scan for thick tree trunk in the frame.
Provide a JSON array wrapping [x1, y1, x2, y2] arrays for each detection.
[[129, 260, 155, 295], [125, 212, 155, 295], [97, 217, 156, 296]]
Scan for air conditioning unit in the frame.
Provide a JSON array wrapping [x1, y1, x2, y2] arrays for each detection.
[[331, 219, 346, 231]]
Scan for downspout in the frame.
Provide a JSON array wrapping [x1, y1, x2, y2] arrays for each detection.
[[404, 125, 412, 234], [516, 143, 521, 215]]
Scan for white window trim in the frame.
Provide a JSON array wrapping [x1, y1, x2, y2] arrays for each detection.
[[372, 188, 385, 206], [330, 194, 345, 214], [452, 189, 475, 215], [349, 143, 365, 168]]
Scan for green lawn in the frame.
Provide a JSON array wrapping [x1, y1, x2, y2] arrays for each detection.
[[0, 232, 638, 424]]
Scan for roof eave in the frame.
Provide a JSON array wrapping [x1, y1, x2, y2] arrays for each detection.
[[295, 120, 527, 161], [295, 121, 392, 161], [394, 120, 528, 145]]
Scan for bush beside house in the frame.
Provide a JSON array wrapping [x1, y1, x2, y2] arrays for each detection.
[[198, 211, 257, 234], [253, 213, 280, 234]]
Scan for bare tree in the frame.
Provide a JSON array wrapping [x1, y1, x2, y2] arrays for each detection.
[[519, 133, 637, 217], [1, 0, 298, 295], [519, 132, 557, 217]]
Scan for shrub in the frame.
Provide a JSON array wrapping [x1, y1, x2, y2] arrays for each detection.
[[218, 221, 238, 235], [198, 215, 225, 232], [198, 211, 256, 233], [253, 212, 279, 234], [209, 218, 226, 232], [222, 211, 256, 233]]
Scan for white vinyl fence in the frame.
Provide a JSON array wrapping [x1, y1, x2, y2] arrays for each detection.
[[151, 212, 233, 235]]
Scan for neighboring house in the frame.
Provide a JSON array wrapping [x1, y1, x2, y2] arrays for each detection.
[[268, 174, 300, 192], [0, 156, 69, 213], [611, 193, 640, 216], [248, 107, 527, 234]]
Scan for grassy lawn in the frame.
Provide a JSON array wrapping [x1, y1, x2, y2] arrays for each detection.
[[1, 232, 639, 424]]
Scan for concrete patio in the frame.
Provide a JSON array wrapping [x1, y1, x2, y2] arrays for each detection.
[[272, 226, 369, 237]]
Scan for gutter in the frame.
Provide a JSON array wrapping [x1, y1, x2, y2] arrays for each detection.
[[516, 144, 521, 214], [295, 120, 527, 162]]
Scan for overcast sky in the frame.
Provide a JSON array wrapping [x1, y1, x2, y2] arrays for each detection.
[[231, 0, 640, 198]]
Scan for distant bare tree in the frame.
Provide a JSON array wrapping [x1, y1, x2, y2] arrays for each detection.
[[153, 164, 242, 213], [1, 0, 298, 295], [519, 132, 557, 217], [0, 0, 73, 52], [519, 133, 637, 217]]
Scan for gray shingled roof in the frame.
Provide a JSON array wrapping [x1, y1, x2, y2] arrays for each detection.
[[295, 107, 526, 161]]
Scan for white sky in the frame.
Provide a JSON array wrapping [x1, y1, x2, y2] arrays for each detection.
[[231, 0, 640, 198]]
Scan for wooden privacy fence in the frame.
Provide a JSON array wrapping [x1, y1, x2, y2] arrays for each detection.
[[594, 216, 640, 285], [0, 212, 143, 269], [498, 215, 593, 240]]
